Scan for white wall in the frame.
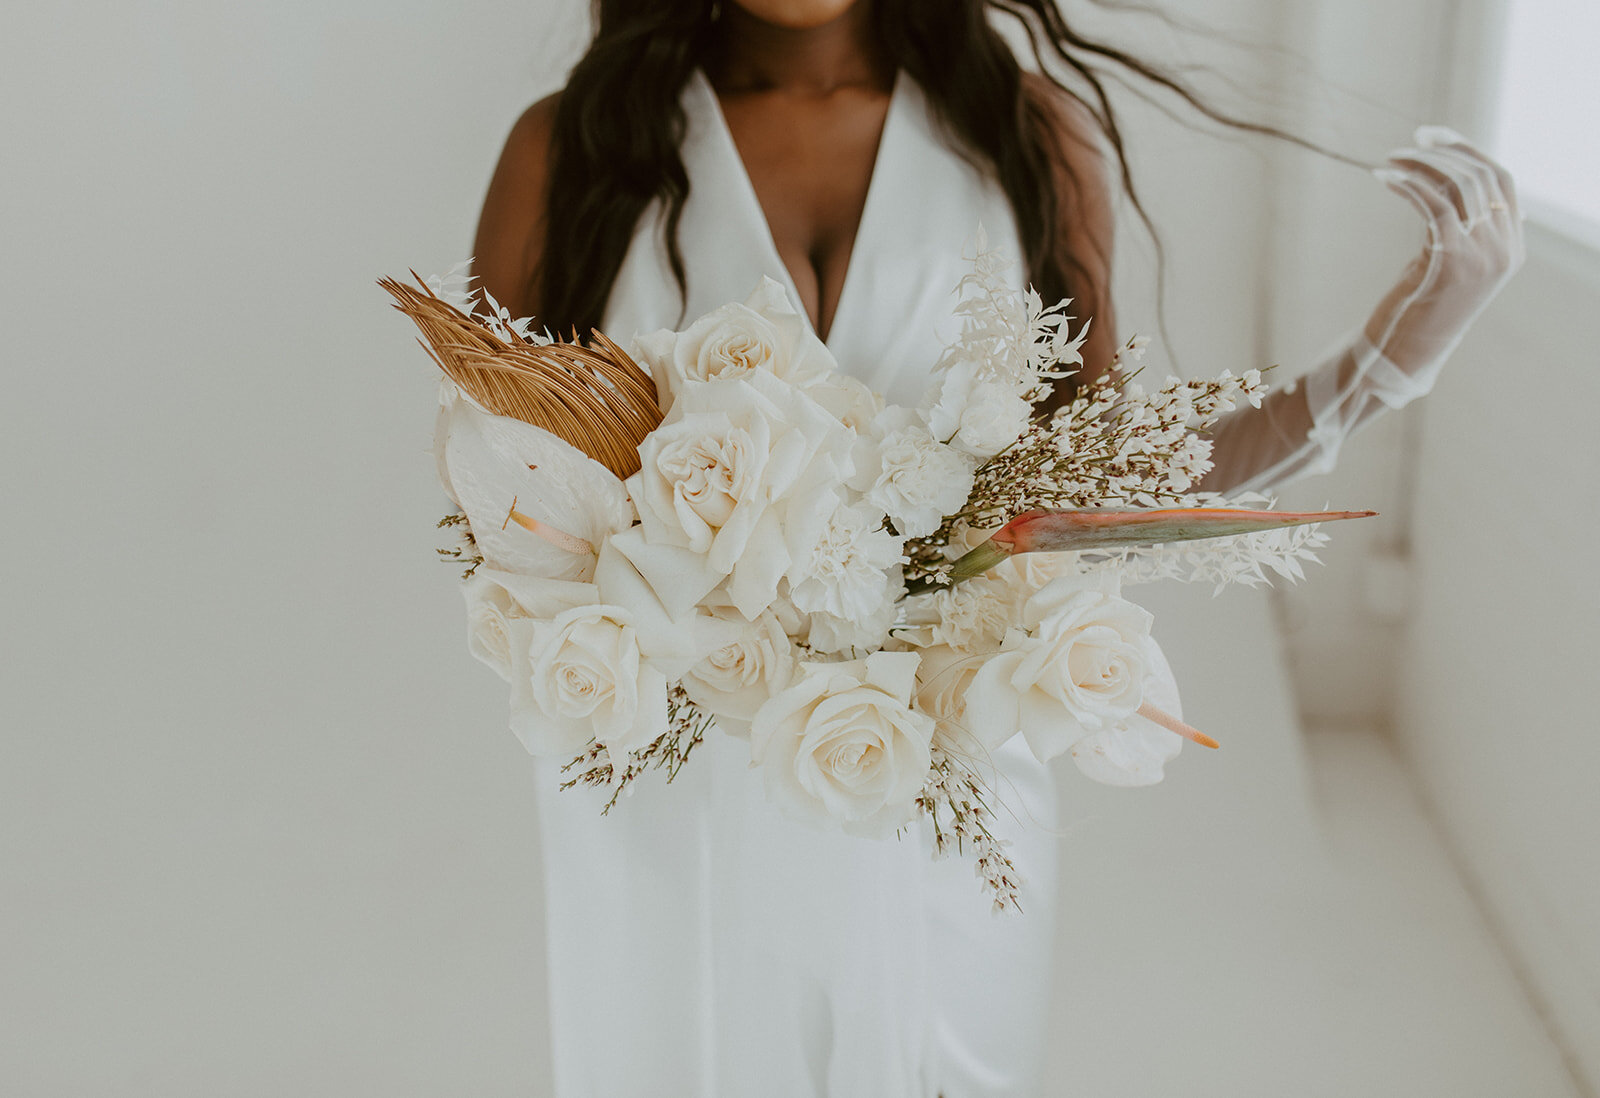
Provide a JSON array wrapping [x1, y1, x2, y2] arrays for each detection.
[[1260, 1, 1600, 1086], [1399, 220, 1600, 1090], [6, 0, 1588, 1092], [0, 1, 586, 1090]]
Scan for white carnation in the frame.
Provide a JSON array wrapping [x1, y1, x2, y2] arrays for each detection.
[[851, 410, 975, 537], [787, 498, 904, 627], [921, 358, 1034, 458]]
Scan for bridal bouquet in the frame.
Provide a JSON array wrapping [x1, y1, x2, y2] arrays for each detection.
[[383, 232, 1369, 911]]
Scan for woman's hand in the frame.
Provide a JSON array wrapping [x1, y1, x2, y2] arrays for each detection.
[[1199, 127, 1526, 496], [1361, 126, 1526, 398]]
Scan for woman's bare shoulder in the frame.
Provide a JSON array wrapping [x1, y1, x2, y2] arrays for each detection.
[[470, 89, 563, 318]]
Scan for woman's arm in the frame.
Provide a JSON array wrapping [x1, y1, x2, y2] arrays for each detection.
[[1196, 129, 1524, 496], [469, 91, 562, 319]]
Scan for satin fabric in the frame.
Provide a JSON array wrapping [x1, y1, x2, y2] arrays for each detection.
[[531, 66, 1060, 1097]]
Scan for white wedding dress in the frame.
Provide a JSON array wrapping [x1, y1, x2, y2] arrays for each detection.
[[530, 66, 1060, 1097]]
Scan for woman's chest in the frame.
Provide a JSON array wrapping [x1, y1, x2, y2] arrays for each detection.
[[713, 81, 894, 344]]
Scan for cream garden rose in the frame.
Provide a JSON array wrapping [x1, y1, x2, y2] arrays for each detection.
[[750, 652, 935, 838], [627, 371, 853, 620], [631, 277, 837, 408]]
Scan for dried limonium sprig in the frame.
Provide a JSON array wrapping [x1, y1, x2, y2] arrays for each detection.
[[560, 683, 714, 814], [436, 511, 483, 579], [912, 743, 1024, 915]]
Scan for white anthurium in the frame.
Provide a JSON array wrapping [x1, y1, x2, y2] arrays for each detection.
[[627, 371, 854, 620], [437, 388, 635, 582], [433, 377, 463, 510], [629, 276, 839, 410], [749, 651, 935, 839]]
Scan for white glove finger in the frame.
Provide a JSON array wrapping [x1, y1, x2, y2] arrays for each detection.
[[1374, 165, 1461, 247], [1416, 125, 1521, 223], [1390, 148, 1493, 229]]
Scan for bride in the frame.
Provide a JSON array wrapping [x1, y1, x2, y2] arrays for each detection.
[[466, 1, 1522, 1094]]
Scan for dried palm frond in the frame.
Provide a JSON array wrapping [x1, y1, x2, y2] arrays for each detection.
[[379, 271, 662, 479]]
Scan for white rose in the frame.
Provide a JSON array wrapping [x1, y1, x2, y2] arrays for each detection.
[[632, 277, 837, 409], [992, 550, 1082, 603], [462, 568, 600, 682], [627, 372, 852, 619], [681, 606, 797, 733], [965, 573, 1156, 765], [786, 497, 904, 626], [750, 651, 935, 838], [462, 572, 524, 683], [807, 370, 884, 433], [518, 603, 668, 761], [1068, 637, 1183, 787], [913, 643, 1014, 756]]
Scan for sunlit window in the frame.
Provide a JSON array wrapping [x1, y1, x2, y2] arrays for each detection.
[[1493, 0, 1600, 237]]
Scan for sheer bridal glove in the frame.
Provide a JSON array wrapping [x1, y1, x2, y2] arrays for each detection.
[[1204, 126, 1526, 495]]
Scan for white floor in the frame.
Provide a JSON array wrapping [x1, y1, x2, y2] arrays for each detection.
[[1041, 723, 1578, 1098], [1036, 582, 1579, 1098]]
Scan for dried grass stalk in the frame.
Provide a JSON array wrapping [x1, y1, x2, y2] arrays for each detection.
[[380, 271, 662, 478]]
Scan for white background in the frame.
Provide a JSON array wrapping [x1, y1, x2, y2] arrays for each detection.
[[2, 0, 1595, 1093]]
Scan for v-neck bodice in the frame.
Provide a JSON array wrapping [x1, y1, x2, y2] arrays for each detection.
[[600, 62, 1027, 409], [548, 62, 1060, 1098], [689, 65, 906, 353]]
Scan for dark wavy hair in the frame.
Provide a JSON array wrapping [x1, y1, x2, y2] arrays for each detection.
[[532, 0, 1345, 344]]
